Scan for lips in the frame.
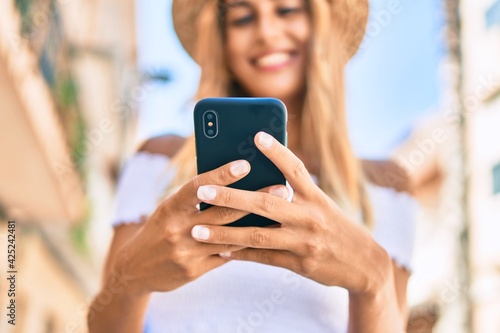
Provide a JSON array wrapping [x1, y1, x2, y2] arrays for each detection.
[[252, 51, 297, 70]]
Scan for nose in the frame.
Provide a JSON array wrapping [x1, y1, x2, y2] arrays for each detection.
[[255, 14, 281, 45]]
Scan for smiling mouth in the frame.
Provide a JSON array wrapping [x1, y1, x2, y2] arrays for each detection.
[[252, 51, 298, 70]]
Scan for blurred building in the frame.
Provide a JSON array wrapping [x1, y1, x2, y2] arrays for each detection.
[[0, 0, 137, 332], [460, 0, 500, 331], [0, 0, 85, 231], [396, 1, 500, 332]]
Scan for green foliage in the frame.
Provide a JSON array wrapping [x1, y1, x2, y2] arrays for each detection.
[[54, 74, 87, 178], [69, 203, 91, 255], [14, 0, 32, 17], [14, 0, 35, 38], [57, 77, 78, 109], [70, 114, 87, 175]]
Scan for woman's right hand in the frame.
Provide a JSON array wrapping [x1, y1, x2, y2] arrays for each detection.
[[109, 159, 288, 297]]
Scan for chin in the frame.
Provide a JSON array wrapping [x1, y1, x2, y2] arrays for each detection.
[[244, 81, 304, 100]]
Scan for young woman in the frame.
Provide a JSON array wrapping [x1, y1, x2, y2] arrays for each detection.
[[89, 0, 416, 332]]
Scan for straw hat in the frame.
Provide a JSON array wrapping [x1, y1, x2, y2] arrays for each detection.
[[172, 0, 369, 63]]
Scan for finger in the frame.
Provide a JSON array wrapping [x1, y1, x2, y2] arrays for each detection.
[[196, 184, 300, 224], [191, 225, 294, 250], [199, 254, 233, 273], [176, 159, 251, 207], [193, 184, 290, 226], [254, 132, 313, 194], [219, 248, 295, 270], [198, 243, 246, 256]]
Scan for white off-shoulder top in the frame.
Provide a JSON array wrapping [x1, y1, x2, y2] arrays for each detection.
[[111, 152, 417, 333]]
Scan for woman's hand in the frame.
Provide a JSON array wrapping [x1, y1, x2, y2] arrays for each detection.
[[89, 155, 288, 333], [111, 158, 289, 297], [191, 132, 392, 296]]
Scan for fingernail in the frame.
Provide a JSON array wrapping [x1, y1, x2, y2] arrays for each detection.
[[230, 160, 250, 176], [219, 252, 232, 258], [270, 186, 288, 199], [198, 185, 216, 201], [258, 132, 273, 148], [192, 225, 210, 240]]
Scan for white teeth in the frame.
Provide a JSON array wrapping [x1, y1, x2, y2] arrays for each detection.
[[255, 52, 291, 67]]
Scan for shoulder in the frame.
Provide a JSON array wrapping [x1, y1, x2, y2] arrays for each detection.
[[110, 135, 186, 227], [361, 159, 414, 195], [138, 134, 187, 157]]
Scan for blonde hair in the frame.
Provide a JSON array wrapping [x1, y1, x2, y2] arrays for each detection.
[[169, 0, 373, 226]]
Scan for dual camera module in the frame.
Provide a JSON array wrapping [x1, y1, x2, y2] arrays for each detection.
[[203, 110, 218, 138]]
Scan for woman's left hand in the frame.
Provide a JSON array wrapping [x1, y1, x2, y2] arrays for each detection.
[[191, 132, 392, 296]]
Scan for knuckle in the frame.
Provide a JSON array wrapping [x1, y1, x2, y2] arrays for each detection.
[[218, 167, 234, 184], [157, 198, 174, 220], [212, 228, 227, 243], [190, 175, 203, 193], [305, 218, 322, 234], [257, 195, 276, 214], [219, 188, 233, 205], [170, 247, 189, 264], [303, 241, 321, 258], [163, 224, 182, 244], [217, 206, 235, 221], [292, 160, 308, 179], [187, 174, 207, 196], [299, 257, 318, 276], [249, 230, 267, 247], [274, 145, 287, 159]]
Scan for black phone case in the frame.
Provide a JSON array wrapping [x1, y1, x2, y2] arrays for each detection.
[[194, 97, 287, 227]]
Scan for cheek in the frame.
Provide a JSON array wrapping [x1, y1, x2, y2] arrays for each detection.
[[292, 18, 311, 49], [225, 31, 250, 68]]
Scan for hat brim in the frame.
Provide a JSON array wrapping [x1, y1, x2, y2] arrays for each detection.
[[172, 0, 368, 63]]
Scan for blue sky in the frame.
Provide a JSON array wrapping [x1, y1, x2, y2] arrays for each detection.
[[346, 0, 445, 158], [135, 0, 445, 157]]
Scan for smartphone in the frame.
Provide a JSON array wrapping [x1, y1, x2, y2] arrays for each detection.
[[194, 97, 287, 227]]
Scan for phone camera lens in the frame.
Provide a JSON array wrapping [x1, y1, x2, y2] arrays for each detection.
[[203, 110, 218, 138]]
